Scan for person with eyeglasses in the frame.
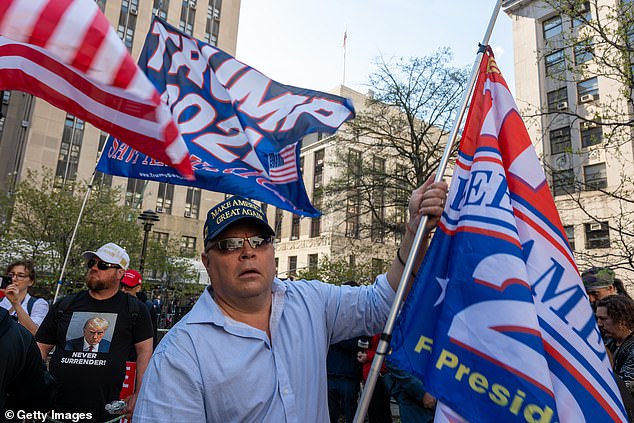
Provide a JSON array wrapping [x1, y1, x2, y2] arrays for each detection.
[[35, 242, 154, 421], [135, 177, 448, 423], [0, 260, 49, 335]]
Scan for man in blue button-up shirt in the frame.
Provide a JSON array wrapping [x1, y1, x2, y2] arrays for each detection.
[[134, 177, 447, 423]]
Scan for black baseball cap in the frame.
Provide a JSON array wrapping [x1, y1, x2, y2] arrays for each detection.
[[203, 196, 274, 243]]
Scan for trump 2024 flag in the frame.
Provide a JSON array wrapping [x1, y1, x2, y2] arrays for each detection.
[[389, 48, 627, 422], [96, 18, 355, 217]]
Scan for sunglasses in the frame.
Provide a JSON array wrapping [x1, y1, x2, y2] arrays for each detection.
[[206, 235, 274, 253], [86, 258, 121, 270]]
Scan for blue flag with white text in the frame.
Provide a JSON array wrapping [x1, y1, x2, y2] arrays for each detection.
[[389, 49, 627, 422], [96, 18, 355, 216]]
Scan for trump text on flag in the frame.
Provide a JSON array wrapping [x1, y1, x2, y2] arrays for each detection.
[[99, 18, 355, 217]]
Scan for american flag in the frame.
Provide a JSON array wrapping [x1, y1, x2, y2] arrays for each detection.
[[268, 143, 299, 184], [0, 0, 193, 178]]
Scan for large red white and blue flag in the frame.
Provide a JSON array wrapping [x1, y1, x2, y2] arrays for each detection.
[[389, 48, 627, 422], [0, 0, 193, 179], [96, 18, 355, 216]]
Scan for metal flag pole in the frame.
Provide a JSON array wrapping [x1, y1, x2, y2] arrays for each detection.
[[343, 29, 347, 85], [352, 1, 503, 422], [52, 169, 97, 303]]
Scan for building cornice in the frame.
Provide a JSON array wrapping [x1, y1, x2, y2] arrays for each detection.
[[502, 0, 531, 15]]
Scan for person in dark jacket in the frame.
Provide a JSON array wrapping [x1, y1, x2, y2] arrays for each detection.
[[0, 308, 54, 420], [327, 277, 366, 423], [384, 362, 435, 423], [596, 295, 634, 396]]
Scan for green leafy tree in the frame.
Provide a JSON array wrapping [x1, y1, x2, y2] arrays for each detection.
[[0, 169, 142, 294], [296, 255, 386, 286], [143, 238, 200, 287], [0, 170, 203, 298]]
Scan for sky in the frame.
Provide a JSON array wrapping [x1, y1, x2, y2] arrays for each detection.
[[235, 0, 515, 97]]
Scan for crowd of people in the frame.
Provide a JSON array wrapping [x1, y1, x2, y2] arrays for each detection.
[[1, 177, 634, 422]]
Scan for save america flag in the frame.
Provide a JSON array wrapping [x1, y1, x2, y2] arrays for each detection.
[[389, 48, 627, 422]]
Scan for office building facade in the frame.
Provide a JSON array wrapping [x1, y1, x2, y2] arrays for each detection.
[[503, 0, 634, 285]]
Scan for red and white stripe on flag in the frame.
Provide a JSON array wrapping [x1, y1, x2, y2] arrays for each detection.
[[0, 0, 193, 178]]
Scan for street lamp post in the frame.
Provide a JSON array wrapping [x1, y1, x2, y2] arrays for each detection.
[[138, 209, 160, 276]]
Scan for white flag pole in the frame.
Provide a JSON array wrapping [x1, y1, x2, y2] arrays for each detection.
[[352, 1, 503, 422], [52, 170, 97, 303], [343, 29, 348, 86]]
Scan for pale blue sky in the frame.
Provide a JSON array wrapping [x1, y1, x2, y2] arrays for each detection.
[[236, 1, 515, 96]]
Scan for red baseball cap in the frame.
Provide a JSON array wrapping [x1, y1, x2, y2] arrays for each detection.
[[121, 269, 142, 287]]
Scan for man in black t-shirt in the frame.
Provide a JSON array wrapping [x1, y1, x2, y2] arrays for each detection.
[[36, 243, 153, 422]]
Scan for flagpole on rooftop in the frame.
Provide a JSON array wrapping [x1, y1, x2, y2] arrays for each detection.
[[343, 29, 347, 86], [352, 1, 504, 422]]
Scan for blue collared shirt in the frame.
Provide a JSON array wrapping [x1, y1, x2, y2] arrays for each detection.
[[134, 275, 395, 423]]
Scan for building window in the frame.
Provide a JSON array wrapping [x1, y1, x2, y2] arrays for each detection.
[[564, 225, 575, 251], [0, 91, 10, 135], [345, 149, 362, 239], [153, 0, 169, 19], [204, 0, 221, 45], [117, 0, 138, 51], [549, 127, 572, 155], [547, 87, 568, 112], [288, 256, 297, 277], [552, 169, 575, 196], [274, 208, 283, 240], [94, 132, 113, 188], [394, 165, 408, 242], [274, 257, 279, 272], [291, 214, 300, 240], [311, 149, 324, 238], [585, 222, 610, 249], [371, 156, 386, 243], [55, 114, 84, 185], [181, 235, 196, 254], [580, 123, 603, 147], [156, 183, 174, 214], [545, 49, 565, 76], [154, 231, 169, 245], [308, 254, 318, 271], [573, 1, 591, 27], [574, 39, 594, 64], [577, 77, 599, 102], [179, 0, 196, 35], [184, 187, 201, 218], [584, 163, 607, 190], [125, 178, 145, 209], [95, 0, 106, 12], [543, 15, 562, 39]]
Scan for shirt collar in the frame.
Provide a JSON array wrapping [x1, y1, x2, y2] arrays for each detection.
[[187, 277, 287, 325]]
